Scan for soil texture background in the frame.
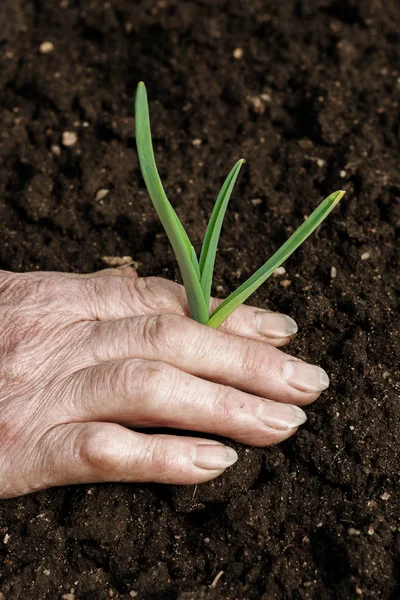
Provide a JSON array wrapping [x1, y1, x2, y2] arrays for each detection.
[[0, 0, 399, 598]]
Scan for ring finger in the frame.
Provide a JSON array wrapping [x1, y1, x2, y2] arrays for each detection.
[[65, 358, 307, 446]]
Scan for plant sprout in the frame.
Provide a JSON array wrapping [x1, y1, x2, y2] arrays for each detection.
[[135, 82, 345, 328]]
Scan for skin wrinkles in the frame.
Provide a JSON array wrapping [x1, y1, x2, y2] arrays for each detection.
[[0, 268, 328, 498]]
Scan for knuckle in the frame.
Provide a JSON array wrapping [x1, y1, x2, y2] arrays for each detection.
[[142, 313, 183, 354], [212, 386, 236, 425], [118, 359, 168, 401], [133, 277, 183, 314], [132, 277, 164, 312], [240, 340, 267, 379], [146, 435, 171, 477], [77, 424, 119, 472]]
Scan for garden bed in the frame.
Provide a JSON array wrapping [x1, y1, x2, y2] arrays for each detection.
[[0, 1, 399, 598]]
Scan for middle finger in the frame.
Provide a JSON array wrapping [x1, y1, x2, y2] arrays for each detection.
[[87, 313, 329, 406], [65, 358, 307, 446]]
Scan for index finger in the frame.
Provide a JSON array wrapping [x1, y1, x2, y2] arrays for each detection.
[[85, 275, 298, 346]]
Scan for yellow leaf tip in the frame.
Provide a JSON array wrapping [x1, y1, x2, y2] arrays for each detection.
[[333, 190, 346, 204]]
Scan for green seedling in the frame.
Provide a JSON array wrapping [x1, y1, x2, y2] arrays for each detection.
[[135, 82, 345, 328]]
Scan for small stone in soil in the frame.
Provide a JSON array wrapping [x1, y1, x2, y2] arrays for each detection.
[[330, 266, 337, 278], [51, 144, 62, 156], [340, 170, 347, 178], [129, 592, 138, 598], [62, 131, 78, 147], [192, 138, 202, 146], [40, 41, 54, 54], [280, 279, 292, 287], [273, 266, 286, 277], [361, 252, 370, 260], [95, 188, 110, 201], [102, 255, 136, 267], [247, 95, 265, 114], [380, 491, 390, 501], [233, 47, 243, 59], [251, 198, 263, 206]]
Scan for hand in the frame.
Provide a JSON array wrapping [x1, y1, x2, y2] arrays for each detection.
[[0, 268, 329, 498]]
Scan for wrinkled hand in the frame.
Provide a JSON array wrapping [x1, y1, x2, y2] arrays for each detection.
[[0, 268, 329, 498]]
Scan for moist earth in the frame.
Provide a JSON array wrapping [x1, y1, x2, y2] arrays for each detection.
[[0, 1, 399, 599]]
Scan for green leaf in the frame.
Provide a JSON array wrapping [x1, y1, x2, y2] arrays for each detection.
[[135, 82, 209, 324], [190, 245, 201, 280], [206, 190, 345, 328], [199, 159, 243, 308]]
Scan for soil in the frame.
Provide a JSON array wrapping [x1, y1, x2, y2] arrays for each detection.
[[0, 0, 399, 598]]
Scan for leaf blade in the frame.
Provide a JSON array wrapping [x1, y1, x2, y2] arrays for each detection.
[[135, 82, 209, 323], [199, 159, 243, 306], [206, 190, 345, 328]]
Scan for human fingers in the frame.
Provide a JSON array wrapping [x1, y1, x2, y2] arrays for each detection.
[[88, 313, 329, 406], [66, 359, 306, 446], [33, 423, 239, 491], [85, 275, 297, 346]]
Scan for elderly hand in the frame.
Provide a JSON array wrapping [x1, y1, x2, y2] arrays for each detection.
[[0, 268, 329, 498]]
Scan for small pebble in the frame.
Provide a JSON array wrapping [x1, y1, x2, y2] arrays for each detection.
[[340, 170, 347, 178], [361, 252, 370, 260], [102, 256, 135, 267], [330, 266, 337, 278], [95, 188, 110, 201], [251, 198, 263, 206], [233, 47, 243, 59], [273, 266, 286, 277], [260, 93, 271, 102], [39, 41, 54, 54], [204, 537, 210, 543], [367, 526, 374, 535], [280, 279, 292, 288], [62, 131, 78, 147], [248, 95, 265, 114], [215, 285, 224, 293], [316, 158, 326, 168], [43, 569, 50, 576], [192, 138, 202, 147], [349, 425, 355, 431], [51, 144, 61, 156], [380, 492, 390, 501], [3, 533, 10, 544], [348, 528, 361, 536], [129, 592, 138, 598], [382, 371, 390, 379]]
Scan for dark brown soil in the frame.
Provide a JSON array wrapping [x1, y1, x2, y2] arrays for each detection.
[[0, 1, 399, 598]]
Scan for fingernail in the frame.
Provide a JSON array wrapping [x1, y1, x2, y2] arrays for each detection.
[[258, 401, 307, 430], [192, 444, 238, 471], [283, 360, 330, 392], [255, 311, 298, 338]]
